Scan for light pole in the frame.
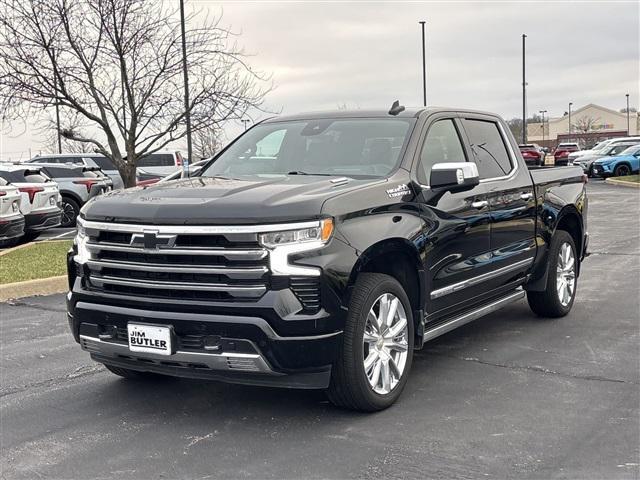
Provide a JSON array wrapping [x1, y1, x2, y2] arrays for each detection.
[[539, 110, 547, 145], [179, 0, 192, 178], [522, 34, 527, 145], [568, 102, 573, 139], [626, 94, 630, 134], [241, 119, 251, 131], [419, 21, 427, 107]]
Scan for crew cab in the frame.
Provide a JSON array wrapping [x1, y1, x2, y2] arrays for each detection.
[[67, 106, 588, 411]]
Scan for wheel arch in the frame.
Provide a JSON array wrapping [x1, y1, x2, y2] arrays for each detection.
[[60, 190, 83, 207], [346, 238, 426, 335]]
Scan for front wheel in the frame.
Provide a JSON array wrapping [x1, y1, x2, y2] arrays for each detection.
[[327, 273, 414, 412], [527, 230, 577, 317], [613, 164, 631, 177]]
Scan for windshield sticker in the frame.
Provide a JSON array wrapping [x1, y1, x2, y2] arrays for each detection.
[[386, 184, 411, 198]]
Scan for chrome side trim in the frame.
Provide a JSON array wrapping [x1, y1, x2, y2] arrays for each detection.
[[79, 217, 320, 234], [86, 259, 267, 280], [85, 242, 268, 260], [79, 335, 277, 374], [89, 275, 266, 297], [423, 290, 525, 343], [430, 258, 533, 299]]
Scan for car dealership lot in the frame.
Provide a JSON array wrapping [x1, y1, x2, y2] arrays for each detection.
[[1, 180, 638, 480]]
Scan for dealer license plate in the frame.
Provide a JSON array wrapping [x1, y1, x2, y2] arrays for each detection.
[[128, 323, 172, 355]]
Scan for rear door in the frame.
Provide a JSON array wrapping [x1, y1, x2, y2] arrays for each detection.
[[460, 115, 536, 292], [413, 114, 493, 318]]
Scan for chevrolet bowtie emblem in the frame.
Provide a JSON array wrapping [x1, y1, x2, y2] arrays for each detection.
[[130, 231, 177, 249]]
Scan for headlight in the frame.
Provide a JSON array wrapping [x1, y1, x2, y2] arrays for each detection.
[[73, 218, 90, 264], [260, 218, 334, 276], [259, 218, 334, 248]]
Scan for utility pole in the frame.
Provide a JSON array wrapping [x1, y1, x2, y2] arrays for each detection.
[[626, 94, 630, 134], [241, 119, 251, 131], [539, 110, 547, 145], [568, 102, 573, 139], [419, 21, 427, 107], [522, 34, 527, 145], [179, 0, 192, 178]]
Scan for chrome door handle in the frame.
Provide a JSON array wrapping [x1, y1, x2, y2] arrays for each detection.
[[471, 200, 489, 209], [520, 192, 533, 201]]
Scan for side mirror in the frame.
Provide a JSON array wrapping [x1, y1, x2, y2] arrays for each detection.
[[429, 162, 480, 192]]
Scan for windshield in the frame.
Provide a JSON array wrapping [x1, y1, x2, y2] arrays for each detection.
[[618, 145, 640, 156], [200, 118, 415, 179]]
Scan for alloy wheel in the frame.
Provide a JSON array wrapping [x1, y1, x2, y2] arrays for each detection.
[[556, 242, 576, 307], [61, 202, 77, 226], [362, 293, 409, 395]]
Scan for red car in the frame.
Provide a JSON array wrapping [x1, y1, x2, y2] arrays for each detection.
[[553, 143, 580, 166], [519, 144, 545, 166]]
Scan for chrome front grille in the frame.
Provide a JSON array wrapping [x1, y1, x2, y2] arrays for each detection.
[[82, 224, 270, 302]]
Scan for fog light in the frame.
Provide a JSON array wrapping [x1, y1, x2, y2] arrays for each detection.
[[203, 335, 222, 351]]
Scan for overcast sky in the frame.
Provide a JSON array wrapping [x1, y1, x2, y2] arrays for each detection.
[[1, 1, 638, 159]]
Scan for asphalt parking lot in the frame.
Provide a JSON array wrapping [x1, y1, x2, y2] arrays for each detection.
[[1, 180, 638, 480]]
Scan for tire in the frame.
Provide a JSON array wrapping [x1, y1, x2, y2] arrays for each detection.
[[527, 230, 577, 318], [104, 364, 163, 380], [20, 232, 40, 243], [60, 197, 80, 227], [327, 273, 414, 412], [613, 164, 631, 177]]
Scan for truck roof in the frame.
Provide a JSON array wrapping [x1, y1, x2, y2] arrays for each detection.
[[262, 107, 502, 123]]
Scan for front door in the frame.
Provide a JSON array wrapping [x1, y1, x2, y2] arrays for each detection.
[[413, 116, 493, 319]]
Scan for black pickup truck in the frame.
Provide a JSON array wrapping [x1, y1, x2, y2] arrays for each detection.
[[67, 106, 588, 411]]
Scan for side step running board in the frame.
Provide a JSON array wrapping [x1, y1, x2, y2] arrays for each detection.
[[422, 289, 525, 344]]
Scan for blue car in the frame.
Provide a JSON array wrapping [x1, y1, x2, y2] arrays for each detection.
[[592, 144, 640, 178]]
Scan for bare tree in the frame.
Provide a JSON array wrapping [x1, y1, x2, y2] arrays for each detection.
[[39, 112, 95, 155], [193, 128, 224, 160], [573, 116, 601, 134], [0, 0, 270, 186]]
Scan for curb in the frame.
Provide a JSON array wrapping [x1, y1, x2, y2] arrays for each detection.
[[0, 276, 68, 302], [0, 239, 72, 257], [605, 178, 640, 188]]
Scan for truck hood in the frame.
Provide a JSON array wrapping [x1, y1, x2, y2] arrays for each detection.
[[82, 175, 380, 225]]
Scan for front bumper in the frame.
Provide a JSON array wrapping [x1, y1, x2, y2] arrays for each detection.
[[0, 214, 25, 241], [25, 209, 62, 231]]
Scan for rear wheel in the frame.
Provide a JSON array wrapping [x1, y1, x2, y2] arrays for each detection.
[[60, 197, 80, 227], [527, 230, 577, 318], [327, 273, 414, 412], [613, 164, 631, 177]]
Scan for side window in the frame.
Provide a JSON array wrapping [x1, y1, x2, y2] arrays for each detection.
[[462, 119, 513, 179], [417, 119, 466, 184], [89, 156, 116, 170]]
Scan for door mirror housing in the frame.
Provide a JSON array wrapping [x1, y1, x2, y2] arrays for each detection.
[[429, 162, 480, 192]]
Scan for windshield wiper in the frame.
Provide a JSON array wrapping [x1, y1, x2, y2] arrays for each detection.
[[286, 171, 333, 176]]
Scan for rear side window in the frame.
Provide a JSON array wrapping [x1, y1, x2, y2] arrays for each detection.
[[137, 153, 175, 167], [417, 119, 467, 184], [90, 156, 116, 170], [0, 171, 25, 183], [41, 167, 83, 178], [462, 119, 513, 179]]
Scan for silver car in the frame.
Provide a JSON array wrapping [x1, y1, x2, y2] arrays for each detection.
[[25, 153, 125, 190], [29, 164, 113, 227], [0, 178, 25, 247], [0, 164, 62, 241]]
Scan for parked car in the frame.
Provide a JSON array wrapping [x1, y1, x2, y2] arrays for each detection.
[[133, 151, 184, 177], [553, 143, 580, 166], [0, 178, 25, 247], [519, 144, 545, 166], [571, 142, 639, 176], [28, 164, 113, 227], [67, 106, 588, 412], [0, 165, 61, 241], [568, 136, 640, 163], [592, 145, 640, 178], [25, 153, 124, 190]]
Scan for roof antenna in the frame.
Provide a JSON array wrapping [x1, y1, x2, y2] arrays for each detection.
[[388, 100, 405, 116]]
